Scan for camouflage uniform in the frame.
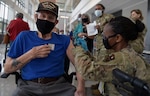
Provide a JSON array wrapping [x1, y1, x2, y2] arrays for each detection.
[[93, 14, 114, 59], [129, 26, 147, 54], [92, 14, 114, 95], [73, 46, 147, 96]]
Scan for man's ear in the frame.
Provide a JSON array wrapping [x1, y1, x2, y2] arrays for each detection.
[[55, 20, 59, 25], [34, 13, 38, 22]]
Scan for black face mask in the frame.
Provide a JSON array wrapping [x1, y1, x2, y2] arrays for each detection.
[[103, 38, 112, 49], [82, 18, 88, 23], [36, 19, 55, 35], [102, 34, 117, 49]]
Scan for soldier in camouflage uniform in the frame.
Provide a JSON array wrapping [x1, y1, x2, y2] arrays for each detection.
[[129, 9, 147, 54], [91, 4, 114, 95], [73, 16, 148, 96], [93, 3, 114, 59]]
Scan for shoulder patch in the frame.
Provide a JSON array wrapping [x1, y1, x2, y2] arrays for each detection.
[[103, 54, 115, 62]]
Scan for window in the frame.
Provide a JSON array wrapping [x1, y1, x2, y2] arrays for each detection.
[[0, 1, 9, 34], [16, 0, 25, 10]]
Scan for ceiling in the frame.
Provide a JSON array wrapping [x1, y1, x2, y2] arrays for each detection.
[[38, 0, 147, 30], [53, 0, 146, 20], [86, 0, 146, 14], [39, 0, 74, 12], [56, 0, 71, 13], [39, 0, 146, 14], [55, 0, 80, 13]]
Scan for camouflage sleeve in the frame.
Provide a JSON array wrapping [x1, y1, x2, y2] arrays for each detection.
[[129, 27, 147, 54], [73, 46, 124, 82], [99, 14, 115, 32], [106, 14, 114, 22], [134, 54, 147, 80]]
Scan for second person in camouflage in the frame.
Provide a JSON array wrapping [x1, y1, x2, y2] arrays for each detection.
[[73, 16, 148, 96]]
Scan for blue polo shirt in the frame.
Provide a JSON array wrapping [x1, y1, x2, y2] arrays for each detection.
[[8, 31, 70, 80]]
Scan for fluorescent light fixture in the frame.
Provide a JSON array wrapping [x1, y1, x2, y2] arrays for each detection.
[[60, 16, 69, 19], [59, 8, 64, 11]]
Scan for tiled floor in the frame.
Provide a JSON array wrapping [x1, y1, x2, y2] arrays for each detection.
[[0, 75, 16, 96]]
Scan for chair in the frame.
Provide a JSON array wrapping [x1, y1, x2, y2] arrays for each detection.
[[112, 68, 150, 96], [0, 44, 20, 84], [1, 44, 76, 85]]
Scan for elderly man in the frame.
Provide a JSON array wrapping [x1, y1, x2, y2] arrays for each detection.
[[4, 1, 85, 96]]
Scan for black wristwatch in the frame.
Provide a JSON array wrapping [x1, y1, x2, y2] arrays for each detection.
[[12, 59, 21, 67]]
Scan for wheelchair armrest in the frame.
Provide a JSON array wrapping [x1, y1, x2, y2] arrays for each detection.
[[63, 72, 76, 83], [1, 72, 20, 84], [1, 73, 10, 78], [1, 72, 19, 78], [68, 72, 76, 83], [112, 68, 150, 96]]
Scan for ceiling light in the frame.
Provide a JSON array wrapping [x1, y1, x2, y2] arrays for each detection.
[[60, 16, 69, 19], [59, 8, 64, 11]]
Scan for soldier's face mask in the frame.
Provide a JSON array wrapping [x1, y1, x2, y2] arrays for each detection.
[[95, 10, 102, 17], [102, 33, 118, 49]]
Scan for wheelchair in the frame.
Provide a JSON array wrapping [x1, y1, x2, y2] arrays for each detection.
[[0, 43, 20, 85], [112, 68, 150, 96], [0, 43, 76, 85]]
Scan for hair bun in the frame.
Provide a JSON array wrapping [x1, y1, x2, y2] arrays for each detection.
[[135, 20, 145, 32]]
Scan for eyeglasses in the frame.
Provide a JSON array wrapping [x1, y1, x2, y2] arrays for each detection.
[[102, 33, 117, 40]]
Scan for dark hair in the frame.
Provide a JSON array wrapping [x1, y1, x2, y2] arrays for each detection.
[[131, 9, 143, 20], [16, 13, 23, 19], [81, 14, 90, 23], [78, 14, 82, 18], [108, 16, 139, 41], [96, 3, 105, 11], [135, 20, 145, 32]]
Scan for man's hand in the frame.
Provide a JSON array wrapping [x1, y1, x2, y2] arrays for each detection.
[[30, 44, 51, 59], [4, 44, 51, 73]]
